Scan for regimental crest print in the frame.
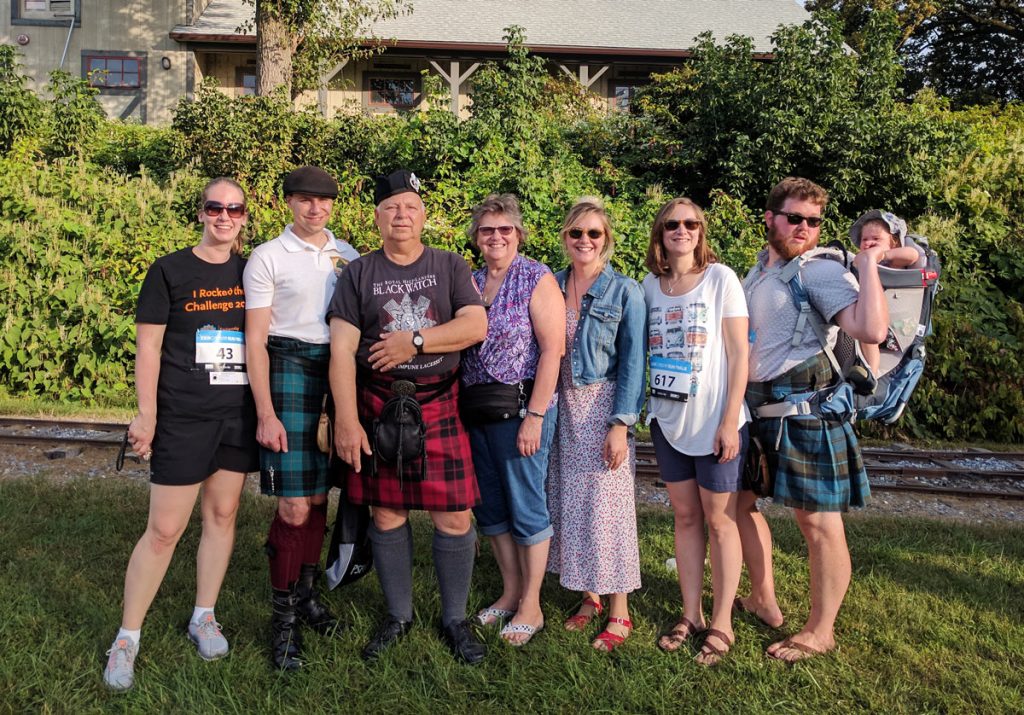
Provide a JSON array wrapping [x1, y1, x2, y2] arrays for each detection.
[[382, 293, 437, 332]]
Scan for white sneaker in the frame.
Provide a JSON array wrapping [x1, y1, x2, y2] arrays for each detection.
[[103, 636, 138, 691], [188, 611, 229, 661]]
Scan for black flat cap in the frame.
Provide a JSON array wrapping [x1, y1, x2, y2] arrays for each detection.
[[374, 169, 422, 206], [282, 166, 338, 198]]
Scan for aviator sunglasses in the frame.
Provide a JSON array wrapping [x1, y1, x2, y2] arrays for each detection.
[[664, 218, 702, 232], [203, 201, 247, 219], [773, 210, 824, 228], [477, 225, 516, 237], [568, 228, 605, 240]]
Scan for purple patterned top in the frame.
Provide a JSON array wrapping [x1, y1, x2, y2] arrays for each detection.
[[462, 254, 551, 386]]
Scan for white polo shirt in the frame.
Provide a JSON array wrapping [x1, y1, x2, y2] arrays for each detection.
[[244, 225, 360, 344]]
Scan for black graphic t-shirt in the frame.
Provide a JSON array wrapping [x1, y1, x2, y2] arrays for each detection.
[[136, 247, 253, 419], [326, 246, 483, 376]]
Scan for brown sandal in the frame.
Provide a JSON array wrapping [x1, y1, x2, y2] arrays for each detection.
[[564, 597, 603, 631], [657, 617, 706, 652], [766, 637, 833, 662], [695, 628, 734, 667]]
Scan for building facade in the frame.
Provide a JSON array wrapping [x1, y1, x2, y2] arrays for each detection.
[[3, 0, 812, 125]]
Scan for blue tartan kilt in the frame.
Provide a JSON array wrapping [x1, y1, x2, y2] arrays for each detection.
[[259, 337, 331, 497], [747, 353, 870, 512]]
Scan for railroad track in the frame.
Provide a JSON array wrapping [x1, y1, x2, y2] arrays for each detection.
[[2, 417, 1023, 500]]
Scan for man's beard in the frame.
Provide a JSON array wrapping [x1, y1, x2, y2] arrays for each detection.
[[767, 224, 817, 261]]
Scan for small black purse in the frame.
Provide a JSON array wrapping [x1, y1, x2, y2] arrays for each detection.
[[741, 435, 774, 497], [459, 380, 534, 427]]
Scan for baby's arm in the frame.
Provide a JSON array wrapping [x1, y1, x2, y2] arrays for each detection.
[[882, 246, 925, 268]]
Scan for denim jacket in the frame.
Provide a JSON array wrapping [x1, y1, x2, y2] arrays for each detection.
[[555, 263, 647, 426]]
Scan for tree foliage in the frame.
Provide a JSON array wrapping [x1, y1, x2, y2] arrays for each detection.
[[246, 0, 409, 97], [810, 1, 1024, 104]]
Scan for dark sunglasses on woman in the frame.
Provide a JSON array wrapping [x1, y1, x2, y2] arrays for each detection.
[[203, 201, 247, 219], [664, 219, 701, 232], [568, 228, 604, 240]]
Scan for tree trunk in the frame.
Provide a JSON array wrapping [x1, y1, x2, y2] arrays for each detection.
[[256, 1, 292, 97]]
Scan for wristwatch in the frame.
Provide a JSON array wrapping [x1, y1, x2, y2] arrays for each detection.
[[412, 330, 425, 354]]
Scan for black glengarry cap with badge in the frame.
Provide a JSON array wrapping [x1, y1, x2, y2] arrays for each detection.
[[374, 169, 422, 206], [283, 165, 339, 198]]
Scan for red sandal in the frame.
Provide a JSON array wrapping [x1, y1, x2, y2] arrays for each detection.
[[564, 597, 603, 632], [592, 616, 633, 652]]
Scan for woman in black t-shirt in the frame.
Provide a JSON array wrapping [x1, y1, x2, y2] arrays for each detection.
[[103, 178, 259, 692]]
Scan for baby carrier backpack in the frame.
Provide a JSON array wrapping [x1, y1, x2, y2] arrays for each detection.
[[773, 238, 940, 424]]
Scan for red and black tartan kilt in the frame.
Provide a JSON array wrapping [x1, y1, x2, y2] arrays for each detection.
[[347, 371, 480, 512]]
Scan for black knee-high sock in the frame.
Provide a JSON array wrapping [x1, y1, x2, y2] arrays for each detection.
[[433, 526, 476, 628], [368, 521, 414, 622]]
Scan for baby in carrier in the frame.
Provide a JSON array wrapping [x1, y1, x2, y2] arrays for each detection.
[[849, 209, 926, 377]]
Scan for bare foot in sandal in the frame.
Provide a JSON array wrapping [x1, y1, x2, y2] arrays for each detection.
[[766, 632, 835, 662], [695, 628, 734, 666], [657, 617, 706, 652]]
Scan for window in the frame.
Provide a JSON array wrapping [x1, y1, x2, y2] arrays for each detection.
[[85, 56, 142, 89], [365, 75, 421, 110], [236, 67, 257, 96], [13, 0, 80, 26], [612, 83, 643, 111]]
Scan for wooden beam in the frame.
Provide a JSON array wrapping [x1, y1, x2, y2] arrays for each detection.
[[430, 59, 479, 114], [318, 59, 349, 116]]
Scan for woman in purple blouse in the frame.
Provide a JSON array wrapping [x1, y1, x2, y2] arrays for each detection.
[[461, 194, 565, 646]]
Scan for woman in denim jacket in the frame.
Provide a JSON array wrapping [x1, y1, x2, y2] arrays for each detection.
[[546, 196, 647, 652]]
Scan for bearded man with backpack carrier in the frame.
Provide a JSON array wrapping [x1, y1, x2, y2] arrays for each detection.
[[735, 177, 889, 662], [327, 170, 489, 665]]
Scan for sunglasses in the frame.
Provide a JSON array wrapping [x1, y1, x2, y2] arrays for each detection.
[[773, 210, 824, 228], [477, 225, 515, 238], [664, 219, 702, 232], [203, 201, 246, 219], [568, 228, 605, 240]]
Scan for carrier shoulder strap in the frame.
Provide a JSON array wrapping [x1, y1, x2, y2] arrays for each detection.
[[779, 249, 845, 378]]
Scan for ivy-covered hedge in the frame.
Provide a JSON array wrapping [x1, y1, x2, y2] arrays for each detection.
[[0, 16, 1022, 441]]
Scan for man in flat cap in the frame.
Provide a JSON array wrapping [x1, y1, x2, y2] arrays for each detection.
[[327, 169, 489, 663], [244, 165, 360, 670]]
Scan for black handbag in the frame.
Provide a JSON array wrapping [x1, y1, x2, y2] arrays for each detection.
[[324, 486, 373, 590], [459, 380, 534, 427]]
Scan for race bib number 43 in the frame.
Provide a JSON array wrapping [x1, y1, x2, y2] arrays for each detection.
[[649, 355, 691, 402], [196, 329, 248, 385]]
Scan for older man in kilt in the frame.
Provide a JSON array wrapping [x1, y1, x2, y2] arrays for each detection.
[[244, 166, 359, 670], [737, 177, 888, 661], [327, 169, 489, 664]]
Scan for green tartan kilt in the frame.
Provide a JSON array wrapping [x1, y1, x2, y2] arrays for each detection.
[[259, 337, 331, 497], [747, 353, 870, 512]]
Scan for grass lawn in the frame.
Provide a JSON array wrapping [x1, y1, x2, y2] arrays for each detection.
[[1, 477, 1022, 714]]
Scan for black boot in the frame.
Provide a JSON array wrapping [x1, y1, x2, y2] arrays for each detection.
[[295, 564, 340, 635], [271, 587, 303, 671]]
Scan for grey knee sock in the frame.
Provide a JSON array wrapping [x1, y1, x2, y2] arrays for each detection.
[[433, 526, 477, 628], [368, 521, 414, 622]]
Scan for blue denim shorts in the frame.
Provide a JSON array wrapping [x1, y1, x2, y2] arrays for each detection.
[[650, 419, 748, 493], [469, 406, 557, 545]]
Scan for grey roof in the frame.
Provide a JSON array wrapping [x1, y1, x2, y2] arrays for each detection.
[[173, 0, 812, 54]]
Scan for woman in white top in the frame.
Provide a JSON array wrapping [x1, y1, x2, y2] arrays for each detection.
[[642, 197, 749, 665]]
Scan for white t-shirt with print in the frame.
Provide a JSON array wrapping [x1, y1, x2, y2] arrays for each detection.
[[643, 263, 750, 456]]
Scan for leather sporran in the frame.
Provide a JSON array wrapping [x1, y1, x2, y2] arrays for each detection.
[[459, 380, 533, 427], [372, 380, 426, 480], [742, 435, 773, 497], [316, 394, 332, 454]]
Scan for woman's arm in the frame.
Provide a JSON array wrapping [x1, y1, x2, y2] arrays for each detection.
[[517, 273, 566, 457], [714, 315, 749, 463], [609, 278, 648, 426], [127, 323, 165, 458]]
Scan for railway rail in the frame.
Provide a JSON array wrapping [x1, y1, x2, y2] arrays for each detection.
[[2, 417, 1023, 500]]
